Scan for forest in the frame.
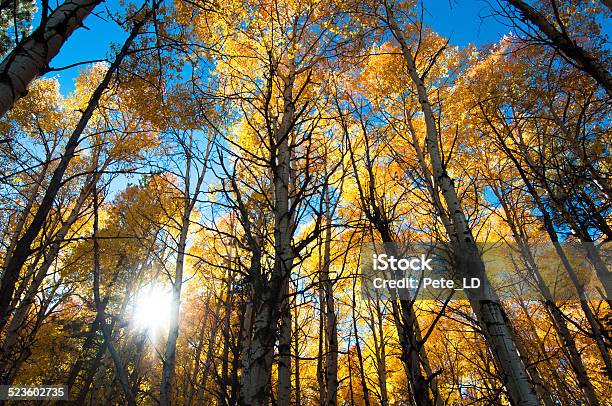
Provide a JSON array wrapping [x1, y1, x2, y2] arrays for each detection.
[[0, 0, 610, 404]]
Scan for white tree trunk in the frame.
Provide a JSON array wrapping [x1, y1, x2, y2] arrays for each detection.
[[241, 66, 296, 406], [274, 70, 295, 406], [0, 8, 154, 335], [239, 295, 276, 405], [496, 188, 601, 406], [0, 0, 103, 117], [382, 4, 539, 405], [505, 0, 612, 97]]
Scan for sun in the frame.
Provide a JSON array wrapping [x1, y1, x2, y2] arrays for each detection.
[[132, 283, 173, 334]]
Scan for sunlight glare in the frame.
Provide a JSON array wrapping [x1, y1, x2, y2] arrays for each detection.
[[133, 283, 173, 334]]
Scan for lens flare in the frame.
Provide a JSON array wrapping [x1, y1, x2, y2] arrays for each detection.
[[132, 283, 173, 334]]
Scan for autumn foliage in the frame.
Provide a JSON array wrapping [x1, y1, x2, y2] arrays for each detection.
[[0, 0, 610, 405]]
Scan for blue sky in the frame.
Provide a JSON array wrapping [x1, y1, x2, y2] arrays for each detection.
[[45, 0, 510, 94], [41, 0, 611, 98], [423, 0, 507, 46]]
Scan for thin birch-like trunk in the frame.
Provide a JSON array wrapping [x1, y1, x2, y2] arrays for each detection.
[[159, 176, 190, 406], [381, 4, 539, 404], [185, 297, 210, 406], [504, 0, 612, 97], [159, 128, 212, 404], [0, 9, 155, 333], [496, 136, 612, 376], [1, 170, 101, 357], [351, 274, 371, 406], [493, 184, 601, 405], [240, 66, 296, 406], [322, 191, 338, 406], [0, 0, 103, 117], [294, 304, 301, 406], [343, 104, 436, 406]]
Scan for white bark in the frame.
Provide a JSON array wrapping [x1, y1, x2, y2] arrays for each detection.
[[345, 112, 436, 405], [240, 66, 296, 406], [381, 4, 539, 405], [499, 137, 612, 376], [240, 297, 276, 404], [0, 0, 103, 117], [0, 8, 154, 335], [494, 185, 601, 406], [274, 70, 295, 406], [92, 185, 136, 406], [505, 0, 612, 97]]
